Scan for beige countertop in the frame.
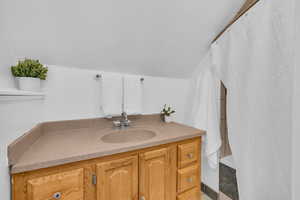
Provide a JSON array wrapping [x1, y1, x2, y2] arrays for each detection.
[[8, 114, 205, 174]]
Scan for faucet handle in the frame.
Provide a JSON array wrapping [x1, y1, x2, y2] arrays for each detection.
[[113, 121, 121, 127]]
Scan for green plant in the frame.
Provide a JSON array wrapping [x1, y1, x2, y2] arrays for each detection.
[[161, 104, 175, 116], [11, 59, 48, 80]]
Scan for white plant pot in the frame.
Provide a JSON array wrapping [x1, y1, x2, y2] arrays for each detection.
[[164, 115, 172, 123], [16, 77, 41, 92]]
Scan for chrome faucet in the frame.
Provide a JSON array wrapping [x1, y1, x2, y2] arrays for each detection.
[[113, 77, 131, 128], [113, 112, 131, 127]]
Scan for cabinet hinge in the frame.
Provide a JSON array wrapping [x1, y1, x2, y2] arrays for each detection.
[[92, 174, 97, 185]]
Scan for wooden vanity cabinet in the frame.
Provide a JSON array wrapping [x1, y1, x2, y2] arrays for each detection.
[[12, 137, 201, 200]]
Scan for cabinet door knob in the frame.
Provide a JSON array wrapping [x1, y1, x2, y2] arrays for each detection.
[[187, 177, 193, 183], [187, 153, 194, 159], [140, 196, 146, 200], [53, 192, 62, 199]]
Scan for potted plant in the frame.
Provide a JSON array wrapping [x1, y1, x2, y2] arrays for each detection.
[[161, 104, 176, 123], [11, 59, 48, 92]]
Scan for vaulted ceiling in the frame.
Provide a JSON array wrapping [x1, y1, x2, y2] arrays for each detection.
[[1, 0, 245, 78]]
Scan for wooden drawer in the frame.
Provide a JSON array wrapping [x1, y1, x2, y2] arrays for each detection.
[[177, 165, 200, 193], [178, 140, 199, 168], [27, 168, 84, 200], [177, 187, 201, 200]]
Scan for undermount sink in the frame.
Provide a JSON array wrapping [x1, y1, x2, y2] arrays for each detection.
[[101, 129, 156, 143]]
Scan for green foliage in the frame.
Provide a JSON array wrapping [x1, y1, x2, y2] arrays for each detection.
[[161, 104, 176, 116], [11, 59, 48, 80]]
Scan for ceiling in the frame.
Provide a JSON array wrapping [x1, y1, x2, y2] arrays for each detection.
[[1, 0, 245, 78]]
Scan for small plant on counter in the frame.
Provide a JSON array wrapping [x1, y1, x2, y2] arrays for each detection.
[[11, 59, 48, 92], [161, 104, 175, 123]]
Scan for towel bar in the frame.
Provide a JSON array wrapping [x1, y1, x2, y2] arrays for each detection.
[[96, 74, 144, 82]]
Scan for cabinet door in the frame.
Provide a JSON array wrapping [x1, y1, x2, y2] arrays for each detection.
[[27, 168, 84, 200], [96, 155, 138, 200], [139, 148, 174, 200]]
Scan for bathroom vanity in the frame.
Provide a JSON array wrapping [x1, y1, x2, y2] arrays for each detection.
[[8, 115, 205, 200]]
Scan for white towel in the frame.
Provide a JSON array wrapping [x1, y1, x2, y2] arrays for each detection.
[[192, 66, 222, 169], [123, 75, 143, 115], [101, 74, 123, 117]]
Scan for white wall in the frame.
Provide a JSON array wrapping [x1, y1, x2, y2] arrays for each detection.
[[41, 65, 189, 122], [0, 65, 189, 200], [292, 52, 300, 200], [292, 1, 300, 198]]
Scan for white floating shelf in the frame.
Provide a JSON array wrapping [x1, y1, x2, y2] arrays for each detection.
[[0, 89, 44, 96], [0, 89, 45, 101]]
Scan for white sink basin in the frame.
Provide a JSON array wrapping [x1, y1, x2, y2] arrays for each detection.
[[101, 129, 156, 143]]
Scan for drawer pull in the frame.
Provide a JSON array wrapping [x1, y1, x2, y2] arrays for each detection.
[[187, 177, 193, 183], [140, 196, 146, 200], [53, 192, 62, 199], [187, 153, 194, 159]]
